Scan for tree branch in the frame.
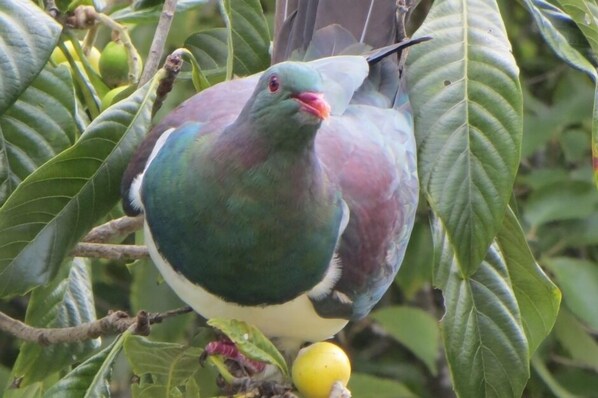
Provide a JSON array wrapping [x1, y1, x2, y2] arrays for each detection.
[[71, 242, 149, 261], [0, 307, 193, 345], [82, 215, 144, 243], [140, 0, 178, 86]]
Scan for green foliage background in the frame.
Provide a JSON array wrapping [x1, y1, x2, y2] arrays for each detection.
[[0, 0, 596, 397]]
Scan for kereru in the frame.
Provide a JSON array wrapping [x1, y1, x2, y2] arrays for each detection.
[[122, 0, 420, 350]]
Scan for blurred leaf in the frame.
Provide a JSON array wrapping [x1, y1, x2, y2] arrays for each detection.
[[433, 218, 529, 398], [4, 382, 43, 398], [208, 318, 289, 376], [0, 0, 61, 114], [129, 258, 193, 342], [0, 65, 78, 206], [185, 28, 230, 85], [348, 373, 417, 398], [497, 208, 561, 355], [518, 169, 569, 191], [554, 308, 598, 371], [44, 334, 125, 398], [554, 367, 598, 397], [555, 0, 598, 57], [544, 257, 598, 330], [561, 129, 590, 163], [524, 180, 598, 226], [0, 75, 161, 298], [11, 258, 99, 386], [371, 306, 439, 375], [407, 0, 523, 276], [396, 220, 434, 299], [220, 0, 271, 79], [111, 0, 209, 23], [123, 334, 203, 398], [522, 0, 597, 78], [531, 355, 577, 398]]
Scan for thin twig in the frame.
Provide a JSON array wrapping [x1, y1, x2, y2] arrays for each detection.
[[71, 242, 149, 261], [82, 215, 144, 243], [0, 307, 193, 345], [140, 0, 178, 86]]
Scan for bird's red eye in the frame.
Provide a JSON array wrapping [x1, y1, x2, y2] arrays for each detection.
[[268, 75, 279, 92]]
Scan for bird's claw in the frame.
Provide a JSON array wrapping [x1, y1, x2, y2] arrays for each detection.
[[329, 381, 352, 398]]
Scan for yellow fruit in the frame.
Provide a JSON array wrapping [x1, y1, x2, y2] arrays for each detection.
[[292, 342, 351, 398], [51, 41, 101, 73], [100, 85, 134, 111], [99, 41, 130, 88]]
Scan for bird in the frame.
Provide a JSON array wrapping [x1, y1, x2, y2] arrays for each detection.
[[121, 0, 420, 353]]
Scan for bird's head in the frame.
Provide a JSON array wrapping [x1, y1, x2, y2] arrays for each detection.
[[243, 62, 331, 150]]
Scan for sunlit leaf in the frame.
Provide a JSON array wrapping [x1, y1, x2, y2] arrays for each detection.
[[0, 0, 61, 114], [407, 0, 523, 276], [0, 65, 78, 206], [0, 73, 161, 298]]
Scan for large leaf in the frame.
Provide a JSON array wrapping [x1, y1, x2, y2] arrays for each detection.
[[554, 0, 598, 61], [123, 335, 205, 398], [0, 65, 78, 206], [496, 208, 560, 355], [219, 0, 271, 79], [522, 0, 597, 77], [44, 333, 125, 398], [185, 28, 230, 85], [433, 219, 529, 398], [407, 0, 523, 276], [370, 306, 440, 375], [0, 0, 61, 114], [543, 257, 598, 330], [11, 258, 99, 386], [0, 74, 162, 298]]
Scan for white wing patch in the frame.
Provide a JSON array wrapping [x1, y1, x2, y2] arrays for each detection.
[[308, 200, 350, 299], [128, 127, 177, 213]]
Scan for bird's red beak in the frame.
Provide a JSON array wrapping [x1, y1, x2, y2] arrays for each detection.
[[293, 92, 331, 120]]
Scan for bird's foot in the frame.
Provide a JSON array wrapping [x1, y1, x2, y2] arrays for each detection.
[[329, 381, 352, 398], [201, 339, 266, 376]]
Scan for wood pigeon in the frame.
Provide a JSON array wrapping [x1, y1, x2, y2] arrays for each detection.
[[122, 0, 420, 350]]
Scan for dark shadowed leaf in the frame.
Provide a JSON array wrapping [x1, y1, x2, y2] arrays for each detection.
[[11, 258, 99, 386], [407, 0, 523, 276], [0, 65, 78, 206], [185, 28, 230, 85], [0, 1, 61, 114], [44, 334, 125, 398], [0, 75, 161, 298]]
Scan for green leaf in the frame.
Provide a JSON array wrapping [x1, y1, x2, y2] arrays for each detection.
[[0, 74, 161, 298], [554, 0, 598, 58], [44, 333, 125, 398], [0, 0, 61, 114], [0, 65, 78, 206], [370, 306, 439, 375], [593, 82, 598, 187], [544, 257, 598, 330], [4, 382, 43, 398], [433, 219, 529, 398], [219, 0, 271, 79], [207, 318, 289, 376], [123, 334, 204, 397], [524, 180, 598, 226], [129, 259, 193, 342], [347, 373, 417, 398], [395, 220, 434, 299], [554, 309, 598, 371], [407, 0, 523, 276], [185, 28, 230, 85], [110, 0, 209, 23], [531, 355, 577, 398], [497, 208, 561, 355], [11, 258, 99, 386], [522, 0, 597, 78]]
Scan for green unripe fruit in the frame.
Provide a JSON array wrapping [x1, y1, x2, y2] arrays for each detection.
[[99, 41, 130, 88]]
